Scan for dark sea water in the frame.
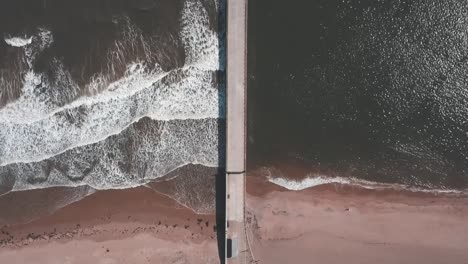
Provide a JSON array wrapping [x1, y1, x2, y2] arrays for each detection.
[[0, 0, 225, 220], [248, 0, 468, 190]]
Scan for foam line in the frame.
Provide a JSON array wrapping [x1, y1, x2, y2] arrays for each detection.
[[0, 0, 224, 166], [268, 175, 466, 194], [6, 118, 222, 191], [4, 36, 32, 47]]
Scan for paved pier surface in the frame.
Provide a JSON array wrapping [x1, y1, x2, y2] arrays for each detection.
[[226, 0, 249, 263], [226, 0, 247, 172]]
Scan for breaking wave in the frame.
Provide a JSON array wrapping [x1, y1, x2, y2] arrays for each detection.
[[0, 0, 225, 195], [4, 36, 32, 47], [2, 118, 221, 191], [267, 173, 466, 194]]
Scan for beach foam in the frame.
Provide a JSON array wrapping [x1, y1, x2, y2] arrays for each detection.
[[0, 0, 223, 168], [266, 172, 465, 194], [4, 36, 32, 47], [4, 118, 222, 191], [0, 0, 225, 193]]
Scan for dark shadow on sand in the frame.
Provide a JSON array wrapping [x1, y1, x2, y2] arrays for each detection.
[[215, 0, 226, 263]]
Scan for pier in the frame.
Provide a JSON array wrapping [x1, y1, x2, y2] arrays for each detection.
[[225, 0, 249, 263]]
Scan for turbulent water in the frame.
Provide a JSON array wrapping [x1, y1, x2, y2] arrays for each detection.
[[249, 0, 468, 191], [0, 0, 225, 201]]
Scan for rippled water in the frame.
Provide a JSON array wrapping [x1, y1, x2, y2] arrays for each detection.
[[0, 0, 225, 207], [248, 0, 468, 190]]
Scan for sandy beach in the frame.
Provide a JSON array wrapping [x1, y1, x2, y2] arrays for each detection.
[[0, 186, 219, 264], [1, 174, 468, 264], [246, 176, 468, 264]]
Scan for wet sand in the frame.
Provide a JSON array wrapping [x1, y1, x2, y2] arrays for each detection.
[[246, 176, 468, 264], [0, 186, 218, 264], [1, 175, 468, 264]]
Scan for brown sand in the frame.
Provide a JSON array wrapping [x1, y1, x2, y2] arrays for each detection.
[[246, 176, 468, 264], [0, 186, 218, 264], [1, 175, 468, 264]]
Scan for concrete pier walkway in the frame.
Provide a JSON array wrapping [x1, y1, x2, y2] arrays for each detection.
[[226, 0, 249, 263]]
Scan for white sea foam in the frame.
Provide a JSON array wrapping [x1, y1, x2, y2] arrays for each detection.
[[181, 0, 221, 71], [8, 118, 221, 191], [268, 175, 353, 191], [0, 65, 220, 166], [0, 2, 220, 125], [4, 36, 32, 47], [267, 174, 466, 194], [0, 0, 223, 167]]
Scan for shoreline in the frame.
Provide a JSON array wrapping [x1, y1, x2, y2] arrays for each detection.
[[0, 186, 219, 264], [249, 162, 468, 194], [247, 175, 468, 264], [0, 173, 467, 263]]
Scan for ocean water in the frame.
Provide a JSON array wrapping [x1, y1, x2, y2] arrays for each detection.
[[0, 0, 225, 209], [248, 0, 468, 191]]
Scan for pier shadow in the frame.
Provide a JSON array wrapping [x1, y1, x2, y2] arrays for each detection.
[[215, 0, 226, 263], [215, 163, 226, 264]]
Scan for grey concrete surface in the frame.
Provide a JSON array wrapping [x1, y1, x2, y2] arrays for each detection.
[[226, 0, 247, 173], [226, 0, 249, 263]]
